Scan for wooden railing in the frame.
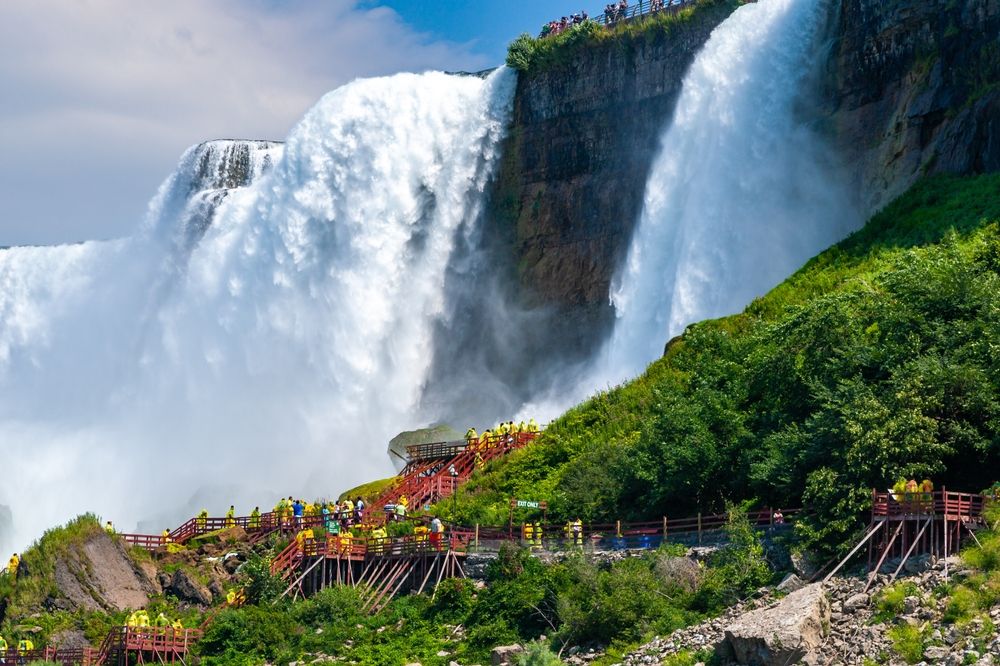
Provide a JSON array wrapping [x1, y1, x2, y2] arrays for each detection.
[[0, 627, 202, 666], [872, 490, 987, 520]]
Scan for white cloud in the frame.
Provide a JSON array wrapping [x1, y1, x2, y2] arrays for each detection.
[[0, 0, 490, 245]]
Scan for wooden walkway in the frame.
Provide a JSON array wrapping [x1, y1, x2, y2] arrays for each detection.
[[5, 627, 202, 666], [825, 489, 989, 590]]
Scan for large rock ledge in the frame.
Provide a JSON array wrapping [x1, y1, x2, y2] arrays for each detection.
[[721, 583, 830, 666]]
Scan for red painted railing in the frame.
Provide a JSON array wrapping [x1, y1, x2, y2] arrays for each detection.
[[872, 490, 986, 520]]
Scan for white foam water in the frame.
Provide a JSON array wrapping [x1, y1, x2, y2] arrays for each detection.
[[0, 69, 515, 550]]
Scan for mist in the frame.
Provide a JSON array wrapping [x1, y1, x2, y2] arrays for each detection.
[[0, 69, 516, 551]]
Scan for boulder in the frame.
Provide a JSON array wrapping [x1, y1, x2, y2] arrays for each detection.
[[723, 583, 830, 665], [491, 644, 525, 665], [168, 569, 213, 606], [776, 573, 804, 594], [843, 593, 869, 612]]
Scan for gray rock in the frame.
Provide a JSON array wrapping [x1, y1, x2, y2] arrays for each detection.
[[903, 554, 932, 574], [491, 644, 524, 666], [776, 573, 804, 593], [924, 645, 949, 661], [843, 593, 870, 612], [723, 583, 830, 665], [167, 569, 212, 606]]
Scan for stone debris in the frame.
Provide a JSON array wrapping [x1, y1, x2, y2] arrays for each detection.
[[584, 557, 1000, 666]]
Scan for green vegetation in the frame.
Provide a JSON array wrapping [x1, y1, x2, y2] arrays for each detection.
[[505, 0, 743, 73], [887, 623, 928, 664], [338, 476, 396, 503], [0, 514, 206, 647], [0, 514, 106, 622], [441, 174, 1000, 557], [196, 510, 770, 666], [873, 581, 921, 623]]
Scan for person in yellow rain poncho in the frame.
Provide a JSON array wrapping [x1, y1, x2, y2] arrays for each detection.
[[126, 610, 150, 628], [196, 510, 208, 531], [295, 528, 316, 554], [7, 553, 18, 579], [338, 530, 353, 556], [527, 418, 539, 433], [161, 530, 172, 544], [0, 634, 8, 655], [154, 613, 171, 628], [413, 524, 429, 551], [16, 639, 33, 654], [522, 522, 534, 546], [105, 521, 115, 534], [249, 507, 261, 529], [370, 526, 388, 555], [225, 505, 236, 528]]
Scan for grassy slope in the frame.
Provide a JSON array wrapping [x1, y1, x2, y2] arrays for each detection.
[[0, 515, 205, 646], [438, 174, 1000, 552]]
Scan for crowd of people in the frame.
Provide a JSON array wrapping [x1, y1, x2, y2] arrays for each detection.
[[272, 495, 369, 534], [125, 609, 185, 631], [539, 11, 589, 38], [602, 0, 630, 24], [540, 0, 682, 37], [464, 418, 540, 446]]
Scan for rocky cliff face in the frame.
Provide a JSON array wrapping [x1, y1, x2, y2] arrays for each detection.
[[487, 0, 1000, 350], [45, 530, 158, 613], [823, 0, 1000, 214], [483, 0, 742, 350]]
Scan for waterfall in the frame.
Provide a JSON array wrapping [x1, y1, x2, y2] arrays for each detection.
[[599, 0, 859, 383], [0, 69, 515, 548]]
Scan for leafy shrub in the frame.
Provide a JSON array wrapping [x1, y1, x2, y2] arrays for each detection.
[[516, 641, 562, 666], [197, 606, 297, 664], [238, 552, 284, 605], [887, 624, 926, 664], [695, 505, 771, 610], [556, 555, 694, 645], [292, 586, 363, 627], [873, 581, 920, 622], [943, 585, 983, 623], [431, 578, 475, 622], [506, 34, 537, 71]]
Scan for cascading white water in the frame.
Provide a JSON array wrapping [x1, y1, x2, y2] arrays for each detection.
[[0, 69, 515, 550], [598, 0, 859, 382]]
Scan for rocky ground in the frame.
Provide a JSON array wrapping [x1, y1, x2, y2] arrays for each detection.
[[578, 556, 999, 666]]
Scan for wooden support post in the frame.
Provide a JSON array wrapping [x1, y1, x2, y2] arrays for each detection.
[[890, 517, 932, 584], [474, 523, 479, 552], [944, 486, 950, 581], [430, 552, 447, 602], [697, 512, 702, 544], [416, 554, 440, 595], [825, 522, 884, 582], [962, 520, 983, 548], [865, 520, 904, 593]]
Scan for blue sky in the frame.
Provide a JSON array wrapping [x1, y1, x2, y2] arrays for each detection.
[[0, 0, 591, 246], [371, 0, 594, 67]]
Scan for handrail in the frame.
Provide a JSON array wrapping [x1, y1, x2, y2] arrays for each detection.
[[540, 0, 698, 39], [872, 490, 987, 519]]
